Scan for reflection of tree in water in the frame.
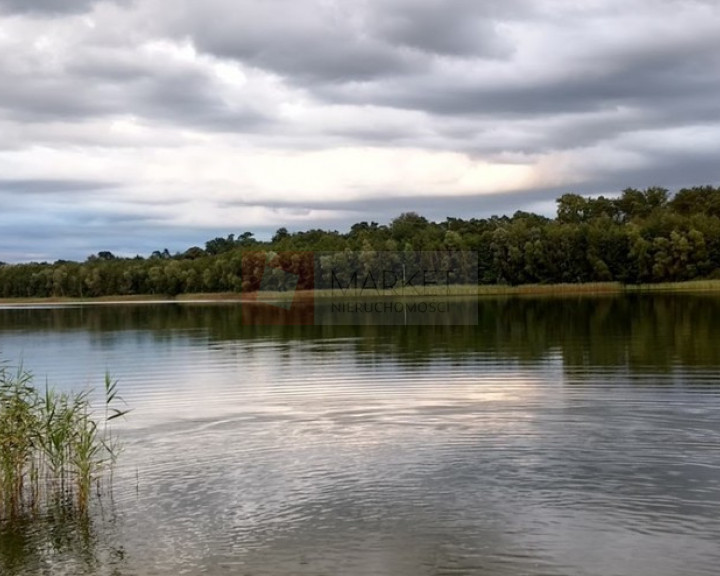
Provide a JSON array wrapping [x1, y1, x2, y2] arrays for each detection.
[[0, 504, 127, 576], [2, 294, 720, 372]]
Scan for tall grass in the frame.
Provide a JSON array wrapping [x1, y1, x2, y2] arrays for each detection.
[[0, 365, 129, 521]]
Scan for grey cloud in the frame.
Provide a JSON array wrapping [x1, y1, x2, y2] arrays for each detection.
[[307, 27, 720, 156], [174, 0, 526, 84], [219, 191, 561, 223], [0, 0, 127, 15], [373, 0, 526, 58], [1, 0, 720, 261], [5, 0, 718, 151], [128, 66, 270, 131], [327, 34, 720, 119], [0, 178, 117, 193], [0, 47, 270, 132], [0, 0, 95, 14], [584, 151, 720, 196], [0, 76, 112, 121], [186, 21, 421, 83], [0, 192, 187, 262]]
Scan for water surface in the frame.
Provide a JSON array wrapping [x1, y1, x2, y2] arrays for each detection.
[[1, 295, 719, 575]]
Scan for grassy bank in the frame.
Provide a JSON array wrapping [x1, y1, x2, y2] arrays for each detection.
[[2, 279, 720, 306]]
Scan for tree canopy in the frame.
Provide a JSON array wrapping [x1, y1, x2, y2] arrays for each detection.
[[2, 185, 720, 298]]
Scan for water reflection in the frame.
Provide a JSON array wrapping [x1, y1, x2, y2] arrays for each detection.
[[2, 294, 720, 369], [0, 507, 126, 576], [1, 295, 720, 575]]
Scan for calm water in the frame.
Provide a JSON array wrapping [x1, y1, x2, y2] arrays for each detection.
[[1, 295, 720, 576]]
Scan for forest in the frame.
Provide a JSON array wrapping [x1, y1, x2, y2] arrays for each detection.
[[1, 185, 720, 298]]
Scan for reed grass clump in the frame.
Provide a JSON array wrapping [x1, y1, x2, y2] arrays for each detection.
[[0, 365, 128, 521]]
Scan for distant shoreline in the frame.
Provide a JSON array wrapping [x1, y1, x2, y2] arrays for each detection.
[[2, 280, 720, 306]]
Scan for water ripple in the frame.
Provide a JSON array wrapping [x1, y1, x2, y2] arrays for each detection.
[[1, 303, 720, 575]]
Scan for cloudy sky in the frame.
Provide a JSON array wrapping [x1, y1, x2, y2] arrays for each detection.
[[1, 0, 719, 261]]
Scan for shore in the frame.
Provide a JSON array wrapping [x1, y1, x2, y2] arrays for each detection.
[[2, 280, 720, 306]]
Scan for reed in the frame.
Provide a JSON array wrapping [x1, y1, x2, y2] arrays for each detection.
[[0, 365, 129, 521]]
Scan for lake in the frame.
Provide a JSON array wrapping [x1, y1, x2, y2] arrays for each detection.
[[1, 295, 720, 575]]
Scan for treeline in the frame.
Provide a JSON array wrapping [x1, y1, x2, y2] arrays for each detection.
[[1, 185, 720, 298]]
